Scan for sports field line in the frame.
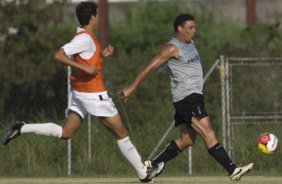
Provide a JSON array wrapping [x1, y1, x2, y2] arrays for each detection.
[[0, 176, 282, 184]]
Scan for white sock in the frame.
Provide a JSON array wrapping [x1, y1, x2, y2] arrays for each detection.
[[117, 136, 147, 179], [21, 122, 62, 138]]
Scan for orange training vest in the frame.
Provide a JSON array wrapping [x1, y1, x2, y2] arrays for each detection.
[[70, 30, 106, 92]]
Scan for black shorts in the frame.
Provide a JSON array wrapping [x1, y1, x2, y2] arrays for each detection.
[[173, 93, 208, 127]]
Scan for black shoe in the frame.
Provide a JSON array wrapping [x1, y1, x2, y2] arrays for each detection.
[[146, 160, 166, 177], [2, 120, 25, 145], [154, 162, 166, 177], [139, 166, 157, 183], [139, 161, 166, 183]]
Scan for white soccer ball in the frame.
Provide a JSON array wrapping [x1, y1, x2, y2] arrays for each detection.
[[257, 133, 279, 155]]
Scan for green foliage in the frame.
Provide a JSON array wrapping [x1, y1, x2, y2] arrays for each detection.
[[219, 22, 282, 57], [0, 1, 75, 121]]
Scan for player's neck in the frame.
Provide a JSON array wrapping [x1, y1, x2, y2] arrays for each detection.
[[175, 34, 191, 43], [82, 25, 95, 33]]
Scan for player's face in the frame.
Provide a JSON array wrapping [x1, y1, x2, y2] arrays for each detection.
[[179, 20, 196, 41]]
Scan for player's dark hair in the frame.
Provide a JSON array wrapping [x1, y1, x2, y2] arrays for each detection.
[[174, 14, 195, 33], [76, 1, 98, 26]]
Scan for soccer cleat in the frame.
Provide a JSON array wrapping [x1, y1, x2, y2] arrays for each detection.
[[229, 163, 254, 181], [144, 160, 166, 177], [139, 165, 157, 183], [2, 120, 25, 145], [139, 160, 166, 183], [140, 160, 165, 183]]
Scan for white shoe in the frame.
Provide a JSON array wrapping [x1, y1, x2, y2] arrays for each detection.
[[229, 163, 254, 181]]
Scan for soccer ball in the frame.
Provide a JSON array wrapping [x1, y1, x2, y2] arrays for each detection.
[[257, 133, 278, 155]]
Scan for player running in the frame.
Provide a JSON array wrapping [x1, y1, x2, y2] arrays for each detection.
[[2, 1, 164, 182]]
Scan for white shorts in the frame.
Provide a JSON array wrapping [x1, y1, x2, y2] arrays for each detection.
[[66, 90, 118, 118]]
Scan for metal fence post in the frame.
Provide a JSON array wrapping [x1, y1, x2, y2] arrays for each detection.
[[67, 66, 72, 176], [220, 55, 227, 149], [88, 114, 92, 164]]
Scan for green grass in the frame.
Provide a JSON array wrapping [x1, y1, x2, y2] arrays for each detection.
[[0, 177, 282, 184]]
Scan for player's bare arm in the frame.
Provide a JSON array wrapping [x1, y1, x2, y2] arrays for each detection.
[[53, 48, 99, 76], [118, 44, 178, 101]]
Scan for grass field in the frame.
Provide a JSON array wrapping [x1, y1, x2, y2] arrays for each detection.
[[0, 176, 282, 184]]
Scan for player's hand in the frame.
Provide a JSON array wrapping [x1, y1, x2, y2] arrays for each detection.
[[84, 66, 100, 76], [102, 44, 114, 57], [118, 86, 135, 103]]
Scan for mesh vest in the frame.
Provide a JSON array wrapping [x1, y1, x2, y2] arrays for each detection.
[[70, 30, 106, 92]]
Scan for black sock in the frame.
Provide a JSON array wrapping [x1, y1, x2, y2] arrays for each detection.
[[152, 140, 181, 167], [208, 143, 236, 175]]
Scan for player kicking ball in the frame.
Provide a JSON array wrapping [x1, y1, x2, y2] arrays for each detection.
[[118, 13, 254, 181]]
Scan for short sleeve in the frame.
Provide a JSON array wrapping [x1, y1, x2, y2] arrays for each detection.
[[62, 33, 91, 56]]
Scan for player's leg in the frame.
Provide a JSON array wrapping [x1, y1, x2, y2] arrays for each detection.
[[190, 104, 237, 175], [145, 123, 196, 176], [144, 124, 196, 179], [99, 114, 149, 181], [98, 114, 127, 139], [191, 116, 254, 180], [83, 91, 159, 182], [190, 116, 218, 148], [183, 93, 237, 175], [61, 111, 83, 139], [147, 94, 198, 177], [2, 111, 83, 145], [151, 123, 196, 166], [21, 111, 82, 140], [2, 89, 85, 145], [2, 120, 63, 145]]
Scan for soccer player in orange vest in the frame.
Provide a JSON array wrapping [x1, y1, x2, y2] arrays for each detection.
[[2, 1, 163, 182]]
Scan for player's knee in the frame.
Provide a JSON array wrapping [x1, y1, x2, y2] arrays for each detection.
[[117, 131, 128, 139], [184, 139, 195, 148], [204, 129, 218, 146], [61, 131, 75, 140], [176, 138, 194, 150], [114, 128, 128, 140]]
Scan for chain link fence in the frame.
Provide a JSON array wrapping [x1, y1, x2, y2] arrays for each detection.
[[1, 55, 281, 177], [221, 56, 282, 176], [0, 68, 69, 177]]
